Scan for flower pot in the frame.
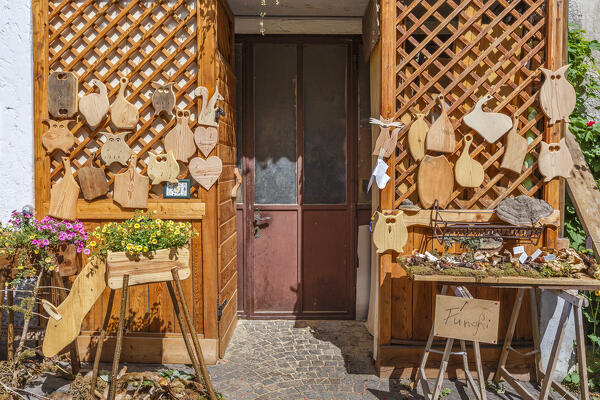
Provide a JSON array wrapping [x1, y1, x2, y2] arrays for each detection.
[[106, 247, 190, 289]]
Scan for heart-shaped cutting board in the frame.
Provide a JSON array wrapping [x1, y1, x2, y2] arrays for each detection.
[[189, 156, 222, 190], [194, 125, 218, 157]]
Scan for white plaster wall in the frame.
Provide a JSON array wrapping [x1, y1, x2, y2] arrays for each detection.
[[0, 1, 34, 222]]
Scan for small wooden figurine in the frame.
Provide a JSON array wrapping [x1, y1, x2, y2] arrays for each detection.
[[463, 93, 512, 143], [538, 138, 574, 182], [454, 134, 484, 188], [418, 154, 454, 209], [194, 125, 219, 157], [195, 86, 224, 127], [42, 119, 75, 154], [48, 71, 78, 118], [164, 109, 196, 162], [370, 116, 404, 159], [539, 65, 576, 125], [100, 129, 131, 166], [77, 153, 109, 201], [48, 157, 80, 220], [372, 211, 408, 254], [110, 77, 138, 129], [151, 81, 176, 118], [426, 94, 455, 153], [147, 151, 179, 185], [79, 79, 109, 128], [408, 113, 429, 161], [113, 154, 149, 209], [500, 117, 528, 174], [189, 156, 222, 190]]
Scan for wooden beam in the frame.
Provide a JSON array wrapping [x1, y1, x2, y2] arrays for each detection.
[[565, 131, 600, 260], [382, 209, 561, 227]]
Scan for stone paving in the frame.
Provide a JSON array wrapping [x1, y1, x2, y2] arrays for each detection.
[[205, 319, 535, 400]]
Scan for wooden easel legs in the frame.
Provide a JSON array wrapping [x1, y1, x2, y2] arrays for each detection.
[[90, 269, 217, 400], [494, 288, 589, 400], [415, 285, 487, 400]]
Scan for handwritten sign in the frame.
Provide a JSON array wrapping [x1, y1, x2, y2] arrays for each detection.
[[434, 295, 500, 344]]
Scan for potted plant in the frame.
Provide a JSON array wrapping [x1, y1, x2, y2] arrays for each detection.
[[87, 211, 195, 289]]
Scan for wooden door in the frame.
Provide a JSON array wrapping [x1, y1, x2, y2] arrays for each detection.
[[237, 37, 358, 319]]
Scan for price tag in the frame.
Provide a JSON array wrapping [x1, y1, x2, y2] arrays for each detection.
[[513, 246, 525, 255]]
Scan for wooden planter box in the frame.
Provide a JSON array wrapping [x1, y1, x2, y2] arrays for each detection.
[[106, 247, 190, 289]]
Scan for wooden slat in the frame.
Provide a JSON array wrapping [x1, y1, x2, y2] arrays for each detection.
[[410, 274, 600, 288]]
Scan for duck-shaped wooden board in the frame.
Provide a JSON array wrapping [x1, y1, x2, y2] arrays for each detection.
[[538, 138, 574, 182], [152, 81, 176, 118], [372, 211, 408, 254], [463, 93, 512, 143], [48, 157, 80, 220], [100, 129, 131, 166], [147, 151, 179, 185], [42, 119, 75, 154], [500, 117, 528, 174], [77, 154, 109, 201], [113, 155, 149, 209], [195, 85, 224, 127], [426, 94, 455, 153], [110, 77, 138, 130], [189, 156, 222, 190], [539, 65, 576, 125], [164, 109, 196, 162], [79, 79, 109, 128], [48, 71, 78, 118], [454, 134, 484, 188], [408, 113, 428, 161], [418, 155, 454, 209]]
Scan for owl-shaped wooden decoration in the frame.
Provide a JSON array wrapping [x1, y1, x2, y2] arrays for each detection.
[[42, 119, 76, 154], [100, 129, 131, 166], [147, 151, 179, 185], [539, 65, 576, 125], [151, 82, 176, 118], [538, 138, 574, 182]]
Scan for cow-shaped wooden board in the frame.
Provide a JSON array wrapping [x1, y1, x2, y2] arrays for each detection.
[[42, 119, 75, 154], [100, 129, 131, 166]]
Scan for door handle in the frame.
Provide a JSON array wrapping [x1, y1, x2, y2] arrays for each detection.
[[253, 210, 271, 238]]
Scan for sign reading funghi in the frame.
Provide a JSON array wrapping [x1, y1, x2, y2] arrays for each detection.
[[434, 295, 500, 344]]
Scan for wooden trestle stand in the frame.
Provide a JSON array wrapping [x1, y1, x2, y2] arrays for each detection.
[[89, 267, 217, 400]]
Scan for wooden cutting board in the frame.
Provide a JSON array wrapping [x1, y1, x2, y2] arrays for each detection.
[[164, 109, 197, 162], [194, 125, 219, 157], [372, 211, 408, 254], [152, 82, 176, 118], [110, 77, 138, 129], [113, 155, 149, 209], [500, 117, 528, 174], [454, 134, 484, 188], [418, 154, 454, 209], [408, 113, 429, 161], [78, 154, 109, 201], [43, 259, 107, 357], [100, 129, 131, 166], [42, 119, 75, 154], [79, 79, 109, 129], [147, 151, 179, 184], [189, 156, 222, 190], [48, 71, 78, 118], [540, 65, 576, 125], [48, 157, 80, 220], [426, 94, 455, 153], [538, 138, 574, 182], [463, 94, 512, 143]]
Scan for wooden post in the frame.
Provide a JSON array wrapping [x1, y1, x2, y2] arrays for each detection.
[[494, 288, 525, 382], [539, 301, 572, 400], [90, 289, 116, 396], [108, 275, 129, 400]]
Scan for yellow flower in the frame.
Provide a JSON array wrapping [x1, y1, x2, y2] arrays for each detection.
[[90, 241, 96, 247], [151, 239, 157, 244], [596, 290, 600, 297], [134, 223, 140, 229], [44, 257, 52, 263], [34, 250, 39, 254], [156, 231, 161, 236], [29, 235, 35, 239], [143, 246, 148, 252], [17, 265, 23, 270]]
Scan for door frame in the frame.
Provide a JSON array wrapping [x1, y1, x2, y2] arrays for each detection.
[[236, 35, 361, 319]]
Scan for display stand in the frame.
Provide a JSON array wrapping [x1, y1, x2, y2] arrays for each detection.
[[89, 267, 217, 400], [410, 274, 600, 400], [416, 285, 487, 400]]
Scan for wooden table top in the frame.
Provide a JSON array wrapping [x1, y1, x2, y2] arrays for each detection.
[[411, 274, 600, 289]]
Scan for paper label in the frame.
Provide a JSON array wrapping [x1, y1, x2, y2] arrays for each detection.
[[518, 252, 528, 264], [530, 249, 542, 260], [513, 246, 525, 255], [544, 254, 557, 262]]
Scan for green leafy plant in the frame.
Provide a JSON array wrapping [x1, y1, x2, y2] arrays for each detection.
[[87, 210, 196, 257], [439, 388, 452, 398]]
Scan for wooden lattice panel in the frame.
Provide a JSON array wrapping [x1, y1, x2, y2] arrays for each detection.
[[394, 0, 549, 210], [48, 0, 199, 198]]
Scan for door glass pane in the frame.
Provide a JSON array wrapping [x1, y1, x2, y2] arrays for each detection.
[[254, 44, 297, 205], [303, 44, 347, 204]]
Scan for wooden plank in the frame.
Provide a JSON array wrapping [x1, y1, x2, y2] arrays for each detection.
[[192, 221, 204, 334], [410, 274, 600, 288], [388, 209, 560, 227], [565, 131, 600, 260]]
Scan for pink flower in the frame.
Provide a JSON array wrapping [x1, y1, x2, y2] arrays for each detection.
[[588, 121, 596, 127], [83, 249, 91, 255], [42, 239, 50, 246]]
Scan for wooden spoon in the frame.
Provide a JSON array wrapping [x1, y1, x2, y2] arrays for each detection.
[[454, 134, 484, 188], [426, 94, 455, 153], [48, 157, 80, 220]]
